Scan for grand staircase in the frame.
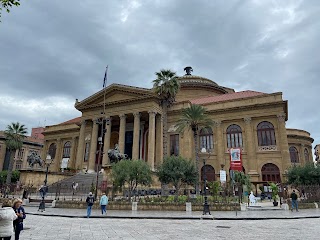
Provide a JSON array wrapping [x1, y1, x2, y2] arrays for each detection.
[[48, 172, 105, 194]]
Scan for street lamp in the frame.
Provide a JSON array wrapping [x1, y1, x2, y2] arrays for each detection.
[[94, 117, 111, 199], [201, 147, 211, 215], [38, 154, 53, 212]]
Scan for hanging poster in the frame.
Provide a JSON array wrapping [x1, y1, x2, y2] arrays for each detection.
[[230, 148, 243, 171]]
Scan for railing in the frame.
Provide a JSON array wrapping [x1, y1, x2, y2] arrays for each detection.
[[258, 145, 278, 151]]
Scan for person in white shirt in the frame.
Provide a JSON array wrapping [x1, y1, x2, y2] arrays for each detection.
[[0, 200, 18, 240]]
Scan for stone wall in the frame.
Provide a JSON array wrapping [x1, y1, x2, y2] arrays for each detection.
[[55, 200, 240, 211], [19, 170, 73, 187]]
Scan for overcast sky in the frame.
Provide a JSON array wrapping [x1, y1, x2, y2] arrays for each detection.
[[0, 0, 319, 148]]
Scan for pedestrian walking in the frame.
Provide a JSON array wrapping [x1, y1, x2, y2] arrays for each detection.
[[290, 190, 299, 212], [99, 193, 108, 215], [0, 199, 17, 240], [86, 192, 95, 218], [12, 199, 26, 240]]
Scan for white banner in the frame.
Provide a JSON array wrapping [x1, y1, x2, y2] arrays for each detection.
[[220, 170, 227, 183], [61, 158, 69, 169]]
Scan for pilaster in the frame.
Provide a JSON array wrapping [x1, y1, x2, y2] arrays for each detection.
[[215, 120, 224, 167], [277, 113, 290, 172], [244, 117, 259, 176]]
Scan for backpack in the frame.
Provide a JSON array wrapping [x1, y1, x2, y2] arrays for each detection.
[[87, 196, 94, 205]]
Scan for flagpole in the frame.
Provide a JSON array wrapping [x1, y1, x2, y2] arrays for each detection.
[[103, 66, 108, 115]]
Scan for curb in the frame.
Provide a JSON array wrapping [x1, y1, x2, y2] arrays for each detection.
[[26, 212, 320, 221]]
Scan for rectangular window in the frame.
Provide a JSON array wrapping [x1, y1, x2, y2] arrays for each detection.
[[170, 134, 179, 156], [84, 142, 90, 162], [17, 149, 25, 160]]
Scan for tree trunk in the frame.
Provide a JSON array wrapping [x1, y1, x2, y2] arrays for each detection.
[[6, 150, 15, 184], [193, 130, 200, 195], [162, 103, 168, 157]]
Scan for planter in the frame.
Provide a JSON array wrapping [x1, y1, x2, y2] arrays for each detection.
[[186, 202, 192, 212], [132, 202, 138, 211], [240, 203, 247, 211]]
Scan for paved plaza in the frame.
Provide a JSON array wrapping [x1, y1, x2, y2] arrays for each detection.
[[20, 214, 320, 240]]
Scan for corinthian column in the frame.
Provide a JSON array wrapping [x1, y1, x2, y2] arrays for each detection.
[[88, 119, 98, 172], [132, 112, 141, 160], [119, 114, 126, 154], [76, 120, 86, 170], [102, 117, 112, 166], [148, 111, 156, 170], [156, 114, 163, 167], [244, 117, 258, 175]]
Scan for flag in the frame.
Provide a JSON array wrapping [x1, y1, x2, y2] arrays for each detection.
[[103, 66, 108, 88]]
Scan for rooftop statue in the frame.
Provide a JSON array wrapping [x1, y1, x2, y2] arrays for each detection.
[[184, 66, 193, 75]]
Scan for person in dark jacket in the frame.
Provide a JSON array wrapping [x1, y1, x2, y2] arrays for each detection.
[[12, 199, 26, 240], [290, 190, 299, 212], [85, 192, 95, 218]]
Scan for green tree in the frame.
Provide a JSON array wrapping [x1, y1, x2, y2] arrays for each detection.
[[112, 159, 152, 202], [4, 122, 27, 184], [0, 0, 20, 21], [153, 69, 180, 157], [0, 170, 20, 184], [175, 104, 214, 195], [287, 163, 320, 185], [156, 155, 197, 200], [233, 171, 251, 203]]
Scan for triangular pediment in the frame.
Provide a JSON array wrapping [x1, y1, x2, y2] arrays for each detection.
[[75, 84, 157, 110]]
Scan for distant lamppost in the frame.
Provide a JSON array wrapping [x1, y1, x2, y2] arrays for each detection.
[[201, 147, 211, 215], [38, 154, 53, 212]]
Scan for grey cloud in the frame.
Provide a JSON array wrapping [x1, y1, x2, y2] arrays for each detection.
[[0, 0, 319, 147]]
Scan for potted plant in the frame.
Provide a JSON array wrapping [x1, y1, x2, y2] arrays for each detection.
[[269, 182, 279, 207]]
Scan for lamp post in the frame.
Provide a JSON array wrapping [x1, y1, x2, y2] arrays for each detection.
[[94, 117, 111, 199], [38, 154, 53, 212], [201, 147, 211, 215]]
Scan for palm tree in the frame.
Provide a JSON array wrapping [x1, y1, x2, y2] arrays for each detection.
[[175, 104, 214, 195], [153, 69, 180, 157], [4, 122, 27, 184]]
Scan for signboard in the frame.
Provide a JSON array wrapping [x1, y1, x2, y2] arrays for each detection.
[[220, 170, 227, 183], [230, 148, 243, 171]]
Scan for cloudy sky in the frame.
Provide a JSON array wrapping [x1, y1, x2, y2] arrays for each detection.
[[0, 0, 319, 146]]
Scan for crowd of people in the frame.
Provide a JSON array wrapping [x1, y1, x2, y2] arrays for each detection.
[[0, 198, 26, 240]]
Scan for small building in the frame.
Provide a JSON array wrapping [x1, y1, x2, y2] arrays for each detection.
[[0, 128, 44, 171]]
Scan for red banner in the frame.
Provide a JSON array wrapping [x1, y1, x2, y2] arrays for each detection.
[[230, 148, 243, 171]]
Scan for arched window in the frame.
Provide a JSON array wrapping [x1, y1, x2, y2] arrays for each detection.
[[199, 128, 213, 150], [304, 148, 309, 162], [63, 141, 71, 158], [226, 124, 243, 148], [261, 163, 281, 182], [257, 121, 276, 146], [48, 143, 57, 159], [289, 146, 299, 163]]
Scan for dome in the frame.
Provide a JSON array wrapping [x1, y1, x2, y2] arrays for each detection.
[[177, 74, 228, 94]]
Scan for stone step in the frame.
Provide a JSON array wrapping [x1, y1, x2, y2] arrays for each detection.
[[247, 206, 284, 211]]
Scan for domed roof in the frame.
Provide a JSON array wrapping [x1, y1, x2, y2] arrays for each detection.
[[177, 67, 228, 94], [178, 74, 220, 88]]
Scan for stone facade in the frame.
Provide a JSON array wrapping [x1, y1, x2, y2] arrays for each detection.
[[40, 73, 314, 185], [0, 129, 44, 172]]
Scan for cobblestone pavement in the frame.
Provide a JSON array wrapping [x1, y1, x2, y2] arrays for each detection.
[[24, 206, 320, 219], [19, 214, 320, 240]]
